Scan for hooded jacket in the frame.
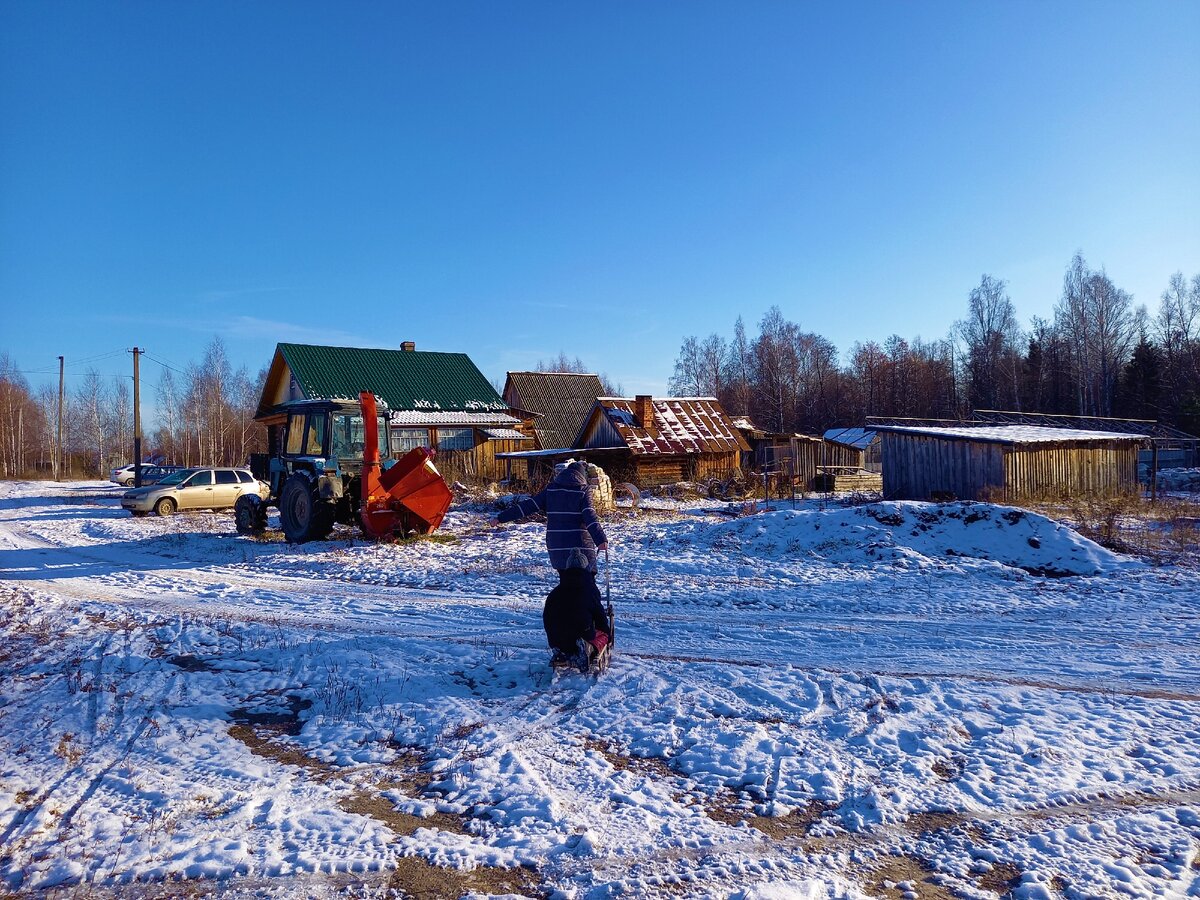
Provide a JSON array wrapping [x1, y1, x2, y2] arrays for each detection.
[[496, 461, 607, 571]]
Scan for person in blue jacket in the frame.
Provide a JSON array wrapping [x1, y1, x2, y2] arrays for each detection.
[[491, 460, 610, 670]]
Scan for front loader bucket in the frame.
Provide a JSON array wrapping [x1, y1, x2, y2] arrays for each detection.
[[359, 391, 454, 539]]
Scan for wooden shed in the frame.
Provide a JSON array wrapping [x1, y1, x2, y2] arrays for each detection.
[[575, 395, 749, 488], [732, 418, 867, 489], [502, 372, 604, 450], [255, 342, 534, 482], [874, 424, 1145, 501]]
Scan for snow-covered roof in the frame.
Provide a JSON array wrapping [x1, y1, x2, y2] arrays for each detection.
[[590, 397, 750, 456], [482, 428, 532, 441], [873, 424, 1147, 445], [390, 411, 522, 426]]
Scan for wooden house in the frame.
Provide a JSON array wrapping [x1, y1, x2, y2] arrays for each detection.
[[255, 342, 533, 481], [574, 395, 749, 487], [873, 424, 1145, 501], [502, 372, 604, 450]]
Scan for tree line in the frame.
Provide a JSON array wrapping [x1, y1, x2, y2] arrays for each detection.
[[670, 254, 1200, 437], [0, 338, 266, 479]]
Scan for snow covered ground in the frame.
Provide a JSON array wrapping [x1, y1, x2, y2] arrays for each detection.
[[0, 480, 1198, 899]]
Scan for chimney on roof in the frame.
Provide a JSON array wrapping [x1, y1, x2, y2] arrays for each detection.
[[634, 395, 658, 438], [400, 341, 416, 352]]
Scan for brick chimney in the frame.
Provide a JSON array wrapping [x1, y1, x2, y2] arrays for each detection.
[[400, 341, 416, 352], [634, 395, 658, 438]]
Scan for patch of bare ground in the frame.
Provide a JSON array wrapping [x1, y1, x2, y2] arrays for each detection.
[[975, 860, 1023, 896], [867, 853, 958, 900], [584, 738, 679, 781], [386, 855, 540, 900], [746, 800, 842, 839], [338, 789, 469, 837], [226, 695, 334, 779]]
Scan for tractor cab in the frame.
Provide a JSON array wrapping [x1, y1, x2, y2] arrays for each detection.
[[278, 400, 390, 477]]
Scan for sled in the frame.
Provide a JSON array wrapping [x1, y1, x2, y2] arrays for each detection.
[[550, 556, 616, 676]]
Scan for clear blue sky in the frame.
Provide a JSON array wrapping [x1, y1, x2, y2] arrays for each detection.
[[3, 1, 1198, 400]]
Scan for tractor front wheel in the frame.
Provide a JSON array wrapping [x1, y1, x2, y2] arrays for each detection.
[[279, 474, 334, 543], [234, 494, 268, 536]]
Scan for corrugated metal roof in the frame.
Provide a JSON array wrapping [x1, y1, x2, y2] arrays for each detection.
[[824, 427, 878, 449], [873, 424, 1147, 445], [276, 343, 507, 413], [504, 371, 604, 450], [482, 428, 532, 441], [589, 397, 750, 455]]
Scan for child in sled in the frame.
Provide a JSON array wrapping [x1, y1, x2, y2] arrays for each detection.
[[490, 461, 611, 671]]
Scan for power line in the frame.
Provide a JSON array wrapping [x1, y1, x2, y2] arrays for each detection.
[[142, 352, 188, 375]]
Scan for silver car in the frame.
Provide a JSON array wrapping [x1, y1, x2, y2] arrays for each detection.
[[122, 467, 270, 517]]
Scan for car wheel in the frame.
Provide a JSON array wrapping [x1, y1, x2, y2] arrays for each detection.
[[279, 474, 334, 543], [234, 494, 268, 535], [155, 497, 177, 516]]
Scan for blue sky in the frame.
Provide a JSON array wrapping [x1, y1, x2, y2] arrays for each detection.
[[2, 1, 1198, 399]]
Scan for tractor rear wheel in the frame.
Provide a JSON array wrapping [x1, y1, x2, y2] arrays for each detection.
[[279, 474, 334, 543], [234, 494, 268, 536]]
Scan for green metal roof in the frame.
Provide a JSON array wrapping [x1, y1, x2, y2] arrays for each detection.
[[276, 343, 507, 413]]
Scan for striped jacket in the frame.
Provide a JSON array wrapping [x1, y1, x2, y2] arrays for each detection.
[[497, 462, 607, 571]]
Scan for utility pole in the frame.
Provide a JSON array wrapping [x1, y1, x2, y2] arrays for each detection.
[[132, 347, 142, 487], [56, 356, 64, 481]]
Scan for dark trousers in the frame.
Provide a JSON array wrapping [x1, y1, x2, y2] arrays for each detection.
[[543, 568, 608, 655]]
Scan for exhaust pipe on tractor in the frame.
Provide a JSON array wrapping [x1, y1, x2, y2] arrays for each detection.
[[359, 391, 454, 539]]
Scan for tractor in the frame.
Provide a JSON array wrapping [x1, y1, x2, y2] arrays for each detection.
[[236, 391, 453, 543]]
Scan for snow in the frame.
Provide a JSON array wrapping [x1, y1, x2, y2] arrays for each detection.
[[0, 480, 1198, 898], [873, 425, 1146, 444]]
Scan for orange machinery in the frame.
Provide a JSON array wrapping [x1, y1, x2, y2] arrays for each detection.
[[358, 391, 454, 539]]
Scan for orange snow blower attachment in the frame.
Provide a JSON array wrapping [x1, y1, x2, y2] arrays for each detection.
[[358, 391, 454, 539]]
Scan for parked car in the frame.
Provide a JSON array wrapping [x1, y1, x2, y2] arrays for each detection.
[[135, 465, 183, 485], [110, 463, 147, 486], [121, 467, 270, 517]]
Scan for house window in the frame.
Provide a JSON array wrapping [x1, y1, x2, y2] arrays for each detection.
[[392, 428, 431, 455], [437, 428, 475, 451]]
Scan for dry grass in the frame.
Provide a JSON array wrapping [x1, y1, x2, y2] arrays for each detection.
[[1023, 492, 1200, 563], [386, 855, 540, 900]]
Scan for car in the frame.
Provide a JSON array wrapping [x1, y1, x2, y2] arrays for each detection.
[[121, 467, 271, 517], [110, 463, 147, 486], [109, 462, 178, 486]]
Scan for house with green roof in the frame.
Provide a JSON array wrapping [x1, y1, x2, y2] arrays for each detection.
[[256, 341, 533, 481]]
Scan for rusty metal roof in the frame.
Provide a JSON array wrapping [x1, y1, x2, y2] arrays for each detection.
[[587, 397, 750, 455]]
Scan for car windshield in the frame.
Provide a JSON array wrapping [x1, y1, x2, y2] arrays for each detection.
[[156, 468, 196, 486]]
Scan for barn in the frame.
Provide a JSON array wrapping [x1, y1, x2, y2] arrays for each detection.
[[574, 395, 749, 488], [874, 424, 1145, 501], [501, 372, 604, 451], [255, 342, 533, 482]]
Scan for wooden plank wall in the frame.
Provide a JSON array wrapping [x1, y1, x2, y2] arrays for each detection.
[[883, 433, 1141, 500], [881, 433, 1004, 500], [437, 438, 529, 483], [1005, 441, 1139, 498]]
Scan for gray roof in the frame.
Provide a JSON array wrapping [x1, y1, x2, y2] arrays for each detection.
[[503, 371, 604, 450], [824, 427, 878, 449], [872, 424, 1147, 445]]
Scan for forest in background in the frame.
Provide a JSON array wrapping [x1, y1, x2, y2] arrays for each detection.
[[2, 253, 1198, 479], [670, 254, 1200, 437]]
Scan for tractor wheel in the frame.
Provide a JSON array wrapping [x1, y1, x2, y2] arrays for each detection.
[[279, 474, 334, 543], [155, 497, 176, 517], [234, 494, 268, 535]]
